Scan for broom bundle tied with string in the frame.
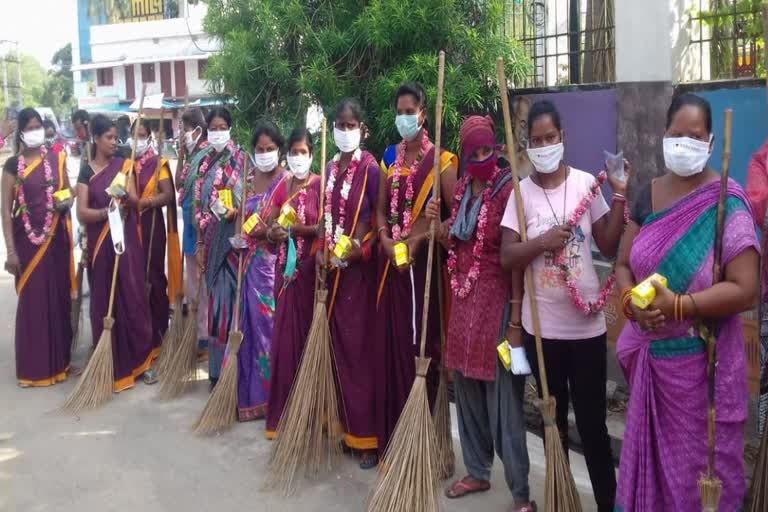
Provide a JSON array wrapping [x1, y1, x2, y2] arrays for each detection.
[[368, 51, 446, 512], [61, 87, 148, 412], [496, 57, 582, 512], [266, 118, 343, 496]]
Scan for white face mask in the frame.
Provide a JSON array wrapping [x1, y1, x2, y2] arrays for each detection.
[[287, 154, 313, 179], [527, 142, 564, 174], [184, 128, 202, 153], [333, 127, 361, 153], [663, 135, 712, 177], [252, 150, 279, 173], [208, 129, 231, 152], [129, 138, 150, 157], [22, 128, 45, 149]]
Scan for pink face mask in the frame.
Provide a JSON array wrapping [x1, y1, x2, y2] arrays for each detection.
[[466, 153, 497, 181]]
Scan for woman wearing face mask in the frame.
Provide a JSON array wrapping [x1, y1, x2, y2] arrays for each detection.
[[222, 120, 286, 420], [614, 94, 759, 510], [500, 100, 626, 511], [317, 97, 382, 468], [76, 114, 156, 391], [265, 127, 321, 436], [373, 82, 458, 460], [176, 108, 211, 355], [427, 115, 534, 511], [1, 108, 75, 387], [194, 107, 248, 388]]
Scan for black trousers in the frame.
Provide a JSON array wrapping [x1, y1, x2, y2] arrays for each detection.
[[523, 330, 616, 512]]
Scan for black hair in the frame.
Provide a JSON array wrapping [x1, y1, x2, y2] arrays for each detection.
[[182, 108, 207, 137], [42, 119, 56, 132], [394, 82, 427, 110], [15, 107, 43, 151], [206, 107, 232, 129], [527, 100, 562, 137], [71, 109, 89, 126], [666, 93, 712, 134], [250, 120, 284, 152], [335, 97, 364, 124], [287, 127, 314, 155], [130, 118, 153, 140], [90, 114, 116, 157]]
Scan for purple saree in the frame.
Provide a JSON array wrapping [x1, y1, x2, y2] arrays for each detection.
[[265, 175, 321, 436], [86, 157, 156, 392], [616, 179, 759, 511], [12, 149, 73, 386]]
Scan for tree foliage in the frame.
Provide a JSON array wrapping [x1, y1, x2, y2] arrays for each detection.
[[203, 0, 532, 154], [40, 44, 76, 118]]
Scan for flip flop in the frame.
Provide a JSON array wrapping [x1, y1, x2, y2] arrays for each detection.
[[445, 476, 491, 499]]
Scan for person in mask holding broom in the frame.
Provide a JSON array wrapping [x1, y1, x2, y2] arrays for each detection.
[[2, 107, 76, 388], [613, 94, 759, 511], [265, 127, 321, 437], [318, 98, 382, 469], [195, 107, 248, 389], [501, 100, 626, 512], [177, 108, 211, 357], [225, 120, 287, 421], [76, 114, 157, 392], [130, 118, 175, 370], [425, 115, 534, 511], [373, 82, 457, 460]]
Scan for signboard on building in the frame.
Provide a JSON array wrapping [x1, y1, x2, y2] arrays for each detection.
[[124, 0, 165, 22]]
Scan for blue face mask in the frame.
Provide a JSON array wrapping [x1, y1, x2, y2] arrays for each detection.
[[395, 114, 422, 141]]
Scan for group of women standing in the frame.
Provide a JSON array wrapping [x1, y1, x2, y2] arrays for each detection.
[[4, 85, 761, 511]]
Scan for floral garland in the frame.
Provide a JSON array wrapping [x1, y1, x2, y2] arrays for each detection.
[[324, 149, 361, 253], [555, 170, 629, 315], [15, 147, 55, 246], [136, 145, 155, 173], [193, 141, 236, 231], [389, 131, 431, 241], [278, 181, 308, 270], [177, 140, 210, 206], [446, 167, 501, 299]]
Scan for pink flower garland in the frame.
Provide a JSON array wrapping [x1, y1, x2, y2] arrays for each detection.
[[446, 167, 501, 299], [178, 140, 210, 205], [194, 140, 236, 231], [555, 171, 629, 315], [389, 131, 431, 241], [278, 180, 308, 270], [15, 147, 55, 246], [324, 150, 360, 253]]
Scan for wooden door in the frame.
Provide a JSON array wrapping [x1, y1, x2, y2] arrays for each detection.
[[174, 61, 186, 98], [124, 65, 135, 100], [160, 62, 172, 97]]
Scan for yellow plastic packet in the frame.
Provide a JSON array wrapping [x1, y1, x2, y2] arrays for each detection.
[[631, 273, 668, 310], [53, 189, 71, 202], [333, 235, 352, 261], [243, 213, 262, 234], [394, 242, 409, 268], [105, 172, 127, 198], [277, 204, 297, 229], [218, 189, 233, 210], [497, 340, 512, 371]]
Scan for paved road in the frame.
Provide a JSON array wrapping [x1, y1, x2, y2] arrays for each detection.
[[0, 154, 601, 512]]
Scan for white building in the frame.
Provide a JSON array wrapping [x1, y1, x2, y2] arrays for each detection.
[[71, 1, 219, 120]]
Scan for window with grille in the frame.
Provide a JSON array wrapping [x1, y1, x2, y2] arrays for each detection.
[[687, 0, 765, 82], [504, 0, 616, 87], [142, 63, 156, 83]]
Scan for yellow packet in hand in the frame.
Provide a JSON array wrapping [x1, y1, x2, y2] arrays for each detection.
[[53, 189, 71, 202], [394, 242, 409, 267], [243, 213, 261, 234], [277, 204, 297, 229], [631, 273, 668, 310], [497, 340, 512, 371], [333, 235, 352, 261], [218, 189, 233, 210]]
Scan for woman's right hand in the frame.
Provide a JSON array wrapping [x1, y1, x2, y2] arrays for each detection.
[[632, 304, 666, 332], [268, 223, 288, 243], [4, 252, 20, 276], [425, 198, 441, 222], [380, 235, 396, 264], [538, 225, 572, 252]]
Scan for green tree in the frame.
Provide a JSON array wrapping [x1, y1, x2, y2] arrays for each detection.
[[40, 44, 76, 118], [203, 0, 532, 155], [0, 53, 48, 112]]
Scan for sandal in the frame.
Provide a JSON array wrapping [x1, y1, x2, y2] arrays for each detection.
[[445, 476, 491, 499], [359, 451, 378, 470], [142, 368, 158, 385], [512, 501, 537, 512], [69, 366, 83, 377]]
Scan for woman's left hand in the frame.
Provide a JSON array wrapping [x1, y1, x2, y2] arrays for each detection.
[[607, 158, 631, 196], [54, 197, 72, 213], [224, 207, 238, 222], [648, 279, 675, 319]]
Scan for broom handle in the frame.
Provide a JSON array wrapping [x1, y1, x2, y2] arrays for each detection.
[[145, 107, 166, 279], [705, 109, 732, 478], [174, 91, 190, 301], [319, 118, 328, 285], [417, 50, 445, 359], [232, 155, 249, 329], [496, 57, 551, 400], [127, 85, 147, 186]]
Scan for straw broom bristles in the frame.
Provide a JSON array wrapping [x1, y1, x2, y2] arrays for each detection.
[[497, 57, 582, 512], [153, 293, 182, 380], [266, 288, 343, 495], [368, 50, 446, 512], [368, 358, 441, 512], [748, 426, 768, 512], [158, 284, 202, 398]]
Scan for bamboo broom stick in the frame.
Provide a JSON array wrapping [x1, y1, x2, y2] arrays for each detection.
[[144, 107, 166, 299], [61, 85, 147, 412], [367, 50, 446, 512], [497, 57, 582, 512]]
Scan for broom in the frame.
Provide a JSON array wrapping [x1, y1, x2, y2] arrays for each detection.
[[497, 57, 582, 512], [266, 117, 343, 496], [144, 107, 166, 301], [698, 109, 733, 512], [367, 50, 446, 512], [192, 154, 249, 434], [61, 87, 147, 412]]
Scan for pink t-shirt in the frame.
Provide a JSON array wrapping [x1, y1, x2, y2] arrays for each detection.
[[501, 167, 610, 340]]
